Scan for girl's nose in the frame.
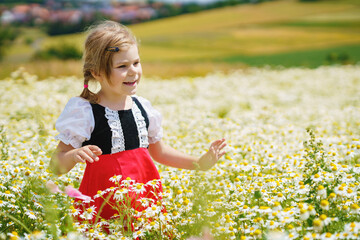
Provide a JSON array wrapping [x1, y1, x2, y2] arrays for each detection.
[[128, 64, 137, 76]]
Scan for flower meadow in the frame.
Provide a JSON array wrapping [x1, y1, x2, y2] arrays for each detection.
[[0, 66, 359, 240]]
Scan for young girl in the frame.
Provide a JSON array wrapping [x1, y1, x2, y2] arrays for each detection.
[[50, 20, 226, 223]]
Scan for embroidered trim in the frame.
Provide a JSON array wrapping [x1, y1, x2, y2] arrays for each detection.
[[132, 100, 149, 148], [104, 107, 125, 154]]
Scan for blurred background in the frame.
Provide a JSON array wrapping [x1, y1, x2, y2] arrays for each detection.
[[0, 0, 359, 79]]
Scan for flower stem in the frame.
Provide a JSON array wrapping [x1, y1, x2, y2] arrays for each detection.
[[0, 211, 32, 234]]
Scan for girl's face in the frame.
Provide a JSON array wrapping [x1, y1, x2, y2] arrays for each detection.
[[100, 44, 142, 98]]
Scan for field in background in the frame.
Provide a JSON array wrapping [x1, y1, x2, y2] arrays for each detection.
[[1, 0, 360, 79]]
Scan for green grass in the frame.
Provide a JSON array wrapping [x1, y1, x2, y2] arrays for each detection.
[[220, 44, 360, 68], [266, 21, 360, 28]]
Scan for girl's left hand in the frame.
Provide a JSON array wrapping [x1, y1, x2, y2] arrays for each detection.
[[198, 138, 226, 171]]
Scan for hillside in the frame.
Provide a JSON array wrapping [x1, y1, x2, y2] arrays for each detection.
[[2, 0, 360, 79], [130, 0, 360, 62]]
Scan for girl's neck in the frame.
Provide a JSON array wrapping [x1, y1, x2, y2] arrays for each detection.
[[97, 91, 133, 111]]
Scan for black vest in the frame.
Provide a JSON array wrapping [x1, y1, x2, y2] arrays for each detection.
[[82, 97, 149, 155]]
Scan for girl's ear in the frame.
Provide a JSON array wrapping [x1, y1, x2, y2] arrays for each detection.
[[91, 70, 102, 82]]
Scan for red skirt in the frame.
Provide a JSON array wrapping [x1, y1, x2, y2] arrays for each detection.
[[75, 148, 163, 221]]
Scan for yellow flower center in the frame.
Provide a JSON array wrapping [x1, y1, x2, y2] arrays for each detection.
[[313, 219, 322, 227], [320, 214, 327, 220], [320, 200, 329, 206]]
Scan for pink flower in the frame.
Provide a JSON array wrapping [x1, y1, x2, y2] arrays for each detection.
[[46, 180, 63, 194], [64, 186, 92, 202]]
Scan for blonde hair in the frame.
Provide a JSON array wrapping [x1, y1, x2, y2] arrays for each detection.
[[80, 20, 138, 103]]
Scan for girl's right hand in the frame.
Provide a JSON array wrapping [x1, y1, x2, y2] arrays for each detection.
[[73, 145, 102, 163]]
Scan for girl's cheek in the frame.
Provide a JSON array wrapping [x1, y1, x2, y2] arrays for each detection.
[[137, 66, 143, 74]]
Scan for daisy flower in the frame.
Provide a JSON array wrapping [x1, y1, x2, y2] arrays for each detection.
[[109, 175, 122, 183], [25, 210, 37, 220], [79, 206, 97, 220], [113, 188, 129, 201], [132, 183, 146, 195], [133, 230, 145, 239], [1, 190, 15, 198]]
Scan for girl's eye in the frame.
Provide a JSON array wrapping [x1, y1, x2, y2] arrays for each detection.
[[134, 61, 139, 66], [118, 65, 126, 68]]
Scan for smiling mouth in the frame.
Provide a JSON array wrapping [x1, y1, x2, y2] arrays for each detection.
[[123, 80, 137, 86]]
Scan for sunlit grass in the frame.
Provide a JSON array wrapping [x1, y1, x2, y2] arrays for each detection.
[[41, 32, 85, 50], [221, 44, 360, 68], [0, 60, 83, 80]]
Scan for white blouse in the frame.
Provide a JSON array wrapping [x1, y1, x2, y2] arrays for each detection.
[[55, 96, 163, 149]]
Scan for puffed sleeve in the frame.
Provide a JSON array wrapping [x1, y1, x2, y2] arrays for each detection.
[[55, 97, 94, 148], [137, 96, 163, 144]]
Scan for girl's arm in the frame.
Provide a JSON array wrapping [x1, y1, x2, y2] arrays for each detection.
[[148, 139, 226, 171], [50, 142, 102, 175]]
